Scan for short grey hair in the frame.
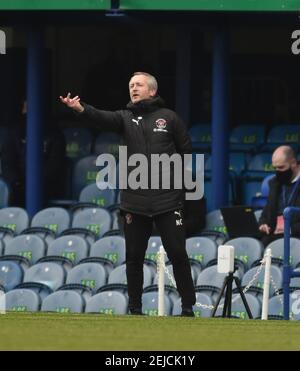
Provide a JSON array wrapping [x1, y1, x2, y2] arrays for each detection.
[[132, 72, 158, 93]]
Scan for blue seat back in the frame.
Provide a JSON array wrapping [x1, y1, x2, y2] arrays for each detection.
[[23, 262, 66, 291], [47, 236, 89, 265], [79, 183, 116, 208], [90, 236, 125, 267], [66, 262, 107, 293], [0, 260, 23, 291], [5, 235, 46, 265], [72, 207, 112, 238], [63, 128, 92, 159], [85, 291, 128, 314], [186, 237, 217, 267], [142, 291, 172, 316], [0, 179, 9, 208], [5, 289, 40, 312], [41, 290, 85, 313], [31, 207, 71, 235], [0, 207, 29, 234]]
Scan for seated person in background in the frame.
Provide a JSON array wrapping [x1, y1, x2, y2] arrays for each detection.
[[2, 100, 66, 207], [259, 145, 300, 247]]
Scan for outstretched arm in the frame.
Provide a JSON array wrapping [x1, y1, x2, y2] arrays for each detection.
[[59, 93, 123, 133], [59, 93, 84, 112]]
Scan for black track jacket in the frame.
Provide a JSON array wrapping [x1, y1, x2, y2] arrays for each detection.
[[79, 96, 192, 216]]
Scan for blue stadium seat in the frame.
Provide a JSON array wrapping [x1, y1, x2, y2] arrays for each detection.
[[41, 290, 85, 313], [241, 265, 282, 300], [142, 291, 172, 316], [90, 236, 125, 267], [188, 124, 211, 152], [186, 237, 218, 267], [0, 260, 24, 291], [196, 265, 242, 303], [85, 291, 128, 315], [99, 263, 152, 294], [215, 293, 262, 319], [225, 237, 264, 272], [21, 262, 66, 292], [72, 155, 99, 199], [64, 262, 108, 294], [3, 235, 46, 265], [5, 289, 40, 312], [47, 235, 89, 266], [268, 291, 300, 320], [29, 207, 71, 236], [63, 127, 93, 159], [0, 178, 9, 208], [63, 207, 112, 242], [78, 183, 116, 209], [261, 124, 300, 152], [172, 293, 213, 317], [0, 207, 29, 234], [241, 152, 274, 205], [266, 238, 300, 269], [230, 125, 265, 152]]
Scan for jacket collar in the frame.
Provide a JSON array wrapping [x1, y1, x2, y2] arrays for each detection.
[[126, 96, 165, 114]]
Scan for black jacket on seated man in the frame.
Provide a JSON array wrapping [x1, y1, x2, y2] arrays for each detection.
[[259, 175, 300, 246]]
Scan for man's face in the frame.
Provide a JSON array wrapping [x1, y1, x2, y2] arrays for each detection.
[[129, 75, 156, 104], [272, 155, 297, 173]]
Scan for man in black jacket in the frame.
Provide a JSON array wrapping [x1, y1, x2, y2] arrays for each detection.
[[259, 145, 300, 247], [60, 72, 196, 316]]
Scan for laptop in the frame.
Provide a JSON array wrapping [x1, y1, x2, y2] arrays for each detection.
[[220, 206, 261, 239]]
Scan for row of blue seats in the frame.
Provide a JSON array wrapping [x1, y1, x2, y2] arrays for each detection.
[[63, 124, 300, 159], [2, 261, 300, 319]]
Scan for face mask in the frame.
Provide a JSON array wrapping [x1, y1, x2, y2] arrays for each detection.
[[276, 168, 293, 185]]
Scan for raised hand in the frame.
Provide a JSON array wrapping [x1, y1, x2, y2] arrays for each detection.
[[59, 93, 84, 113]]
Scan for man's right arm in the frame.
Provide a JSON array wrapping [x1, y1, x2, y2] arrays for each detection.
[[59, 93, 123, 133]]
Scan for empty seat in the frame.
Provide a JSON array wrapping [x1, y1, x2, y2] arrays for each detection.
[[225, 237, 264, 272], [196, 265, 242, 302], [64, 262, 107, 294], [3, 235, 46, 265], [261, 125, 300, 152], [41, 290, 85, 313], [0, 207, 29, 234], [27, 207, 71, 236], [142, 291, 172, 316], [46, 236, 89, 266], [5, 289, 40, 312], [21, 262, 66, 292], [214, 293, 262, 319], [267, 238, 300, 268], [90, 236, 125, 267], [268, 291, 300, 320], [172, 293, 213, 318], [85, 291, 128, 314], [63, 127, 93, 159], [230, 125, 265, 152], [241, 265, 282, 299], [107, 264, 152, 287], [186, 237, 217, 267], [68, 207, 112, 239], [78, 183, 116, 209], [0, 260, 24, 291]]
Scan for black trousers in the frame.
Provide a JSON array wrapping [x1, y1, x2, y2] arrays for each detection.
[[123, 209, 196, 310]]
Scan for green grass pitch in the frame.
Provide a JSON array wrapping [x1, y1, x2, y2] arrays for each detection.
[[0, 313, 300, 350]]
